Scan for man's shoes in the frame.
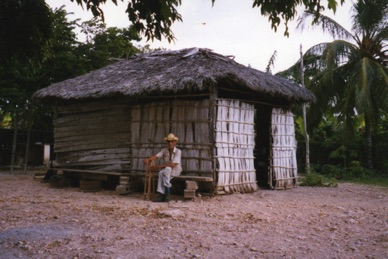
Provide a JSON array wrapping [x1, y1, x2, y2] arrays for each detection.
[[152, 195, 166, 202], [152, 187, 171, 202], [165, 187, 171, 202]]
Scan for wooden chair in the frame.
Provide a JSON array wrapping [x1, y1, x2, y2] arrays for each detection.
[[144, 161, 156, 200]]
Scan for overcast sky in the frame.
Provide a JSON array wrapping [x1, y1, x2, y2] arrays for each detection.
[[47, 0, 354, 73]]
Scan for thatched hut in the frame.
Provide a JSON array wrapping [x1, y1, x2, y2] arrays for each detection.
[[33, 48, 315, 194]]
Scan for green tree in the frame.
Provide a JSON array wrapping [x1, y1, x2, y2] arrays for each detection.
[[0, 0, 52, 171], [71, 0, 345, 40], [0, 3, 142, 169], [0, 0, 52, 60], [0, 0, 52, 113], [79, 18, 141, 70], [0, 0, 52, 119], [281, 0, 388, 169], [72, 0, 182, 42], [42, 6, 87, 84], [34, 8, 142, 134], [252, 0, 345, 36]]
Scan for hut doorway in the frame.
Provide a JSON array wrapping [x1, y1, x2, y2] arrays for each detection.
[[254, 105, 272, 188]]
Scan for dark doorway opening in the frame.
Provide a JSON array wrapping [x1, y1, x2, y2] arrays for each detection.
[[254, 105, 272, 188]]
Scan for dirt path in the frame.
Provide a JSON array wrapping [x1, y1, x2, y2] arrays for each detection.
[[0, 171, 387, 259]]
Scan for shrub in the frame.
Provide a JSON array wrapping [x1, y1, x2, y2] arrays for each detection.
[[320, 164, 345, 179], [381, 160, 388, 176], [310, 163, 321, 174], [347, 161, 367, 178]]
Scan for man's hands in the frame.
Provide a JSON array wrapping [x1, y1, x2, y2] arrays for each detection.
[[144, 155, 157, 165], [144, 158, 156, 171], [144, 156, 176, 171], [150, 165, 160, 171]]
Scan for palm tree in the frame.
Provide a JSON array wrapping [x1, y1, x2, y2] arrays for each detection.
[[280, 0, 388, 169]]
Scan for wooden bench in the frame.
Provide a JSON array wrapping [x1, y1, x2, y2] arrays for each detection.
[[53, 168, 129, 176], [51, 168, 213, 198], [172, 175, 213, 182]]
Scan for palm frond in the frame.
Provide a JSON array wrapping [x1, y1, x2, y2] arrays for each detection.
[[356, 58, 374, 112], [306, 67, 346, 128], [372, 61, 388, 111], [337, 78, 358, 140], [297, 11, 354, 41], [323, 40, 358, 72], [265, 50, 277, 74], [371, 26, 388, 66], [304, 43, 330, 55], [352, 0, 388, 34], [302, 43, 330, 71], [276, 50, 323, 83]]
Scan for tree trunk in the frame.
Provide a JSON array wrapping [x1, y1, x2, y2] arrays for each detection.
[[300, 45, 310, 174], [10, 113, 19, 174], [365, 114, 374, 169], [24, 108, 33, 173]]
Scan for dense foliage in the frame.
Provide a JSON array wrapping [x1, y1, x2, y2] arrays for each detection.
[[0, 4, 142, 129], [296, 116, 388, 176], [253, 0, 345, 36], [0, 0, 52, 129], [0, 0, 52, 60], [0, 2, 143, 167]]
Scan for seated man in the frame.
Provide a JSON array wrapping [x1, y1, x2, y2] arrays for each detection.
[[144, 133, 182, 202]]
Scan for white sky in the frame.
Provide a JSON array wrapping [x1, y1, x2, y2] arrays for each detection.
[[47, 0, 354, 73]]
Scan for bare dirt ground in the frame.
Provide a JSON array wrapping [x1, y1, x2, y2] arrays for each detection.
[[0, 170, 387, 259]]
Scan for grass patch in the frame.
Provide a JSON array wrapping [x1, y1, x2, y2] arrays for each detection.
[[299, 173, 338, 187], [340, 175, 388, 187], [308, 163, 388, 187]]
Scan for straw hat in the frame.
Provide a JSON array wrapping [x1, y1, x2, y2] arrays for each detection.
[[164, 133, 178, 142]]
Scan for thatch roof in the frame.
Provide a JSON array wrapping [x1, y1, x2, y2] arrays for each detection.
[[33, 48, 315, 104]]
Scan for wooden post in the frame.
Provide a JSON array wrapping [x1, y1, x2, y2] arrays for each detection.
[[209, 84, 217, 189], [300, 44, 310, 174]]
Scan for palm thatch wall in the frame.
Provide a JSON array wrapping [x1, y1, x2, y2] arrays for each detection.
[[130, 99, 212, 177], [215, 99, 257, 193], [269, 108, 298, 189]]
